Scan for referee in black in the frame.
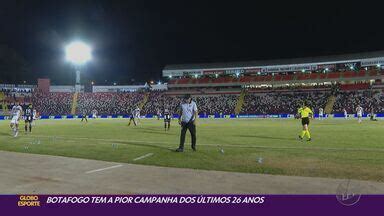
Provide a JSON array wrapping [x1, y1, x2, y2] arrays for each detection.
[[176, 94, 198, 152]]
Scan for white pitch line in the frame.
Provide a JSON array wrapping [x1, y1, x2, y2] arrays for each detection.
[[85, 164, 122, 174], [133, 153, 154, 161], [24, 135, 384, 152]]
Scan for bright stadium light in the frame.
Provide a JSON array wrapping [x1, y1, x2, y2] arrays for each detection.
[[65, 41, 92, 92], [65, 41, 92, 64]]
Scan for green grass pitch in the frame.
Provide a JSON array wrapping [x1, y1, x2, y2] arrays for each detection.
[[0, 118, 383, 182]]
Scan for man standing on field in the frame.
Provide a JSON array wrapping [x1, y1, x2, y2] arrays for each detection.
[[176, 94, 198, 152]]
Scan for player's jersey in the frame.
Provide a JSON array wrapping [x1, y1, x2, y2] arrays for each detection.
[[33, 109, 37, 118], [319, 108, 324, 115], [11, 105, 23, 118], [134, 108, 140, 118], [356, 107, 363, 115], [25, 107, 33, 117], [92, 110, 98, 115], [164, 109, 171, 119], [298, 107, 313, 118]]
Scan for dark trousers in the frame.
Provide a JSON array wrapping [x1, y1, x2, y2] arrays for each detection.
[[179, 122, 196, 149]]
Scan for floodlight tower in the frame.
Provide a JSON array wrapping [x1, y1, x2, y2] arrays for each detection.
[[65, 41, 92, 92]]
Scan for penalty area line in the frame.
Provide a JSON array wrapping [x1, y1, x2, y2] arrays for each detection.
[[133, 153, 154, 161], [85, 164, 123, 174]]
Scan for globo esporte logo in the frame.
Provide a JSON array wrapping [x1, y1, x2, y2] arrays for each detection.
[[18, 195, 40, 207]]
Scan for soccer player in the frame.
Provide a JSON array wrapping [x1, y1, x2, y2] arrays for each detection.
[[298, 102, 313, 141], [81, 111, 88, 123], [32, 109, 38, 126], [128, 107, 140, 126], [318, 107, 324, 120], [343, 108, 348, 119], [164, 108, 171, 131], [156, 109, 161, 120], [369, 108, 378, 121], [356, 105, 363, 123], [135, 107, 141, 123], [10, 102, 23, 137], [24, 104, 34, 133], [92, 109, 98, 119]]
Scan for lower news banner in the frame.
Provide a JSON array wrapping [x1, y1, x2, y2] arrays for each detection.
[[41, 195, 265, 205]]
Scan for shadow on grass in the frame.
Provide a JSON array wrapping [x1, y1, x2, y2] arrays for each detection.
[[0, 131, 11, 137], [235, 134, 297, 141]]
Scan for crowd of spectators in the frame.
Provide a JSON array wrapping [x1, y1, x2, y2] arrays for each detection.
[[77, 92, 145, 115], [32, 91, 72, 115], [1, 88, 33, 103], [142, 93, 237, 115], [333, 90, 384, 113], [241, 91, 330, 114]]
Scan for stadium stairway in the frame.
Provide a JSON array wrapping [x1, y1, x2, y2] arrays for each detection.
[[324, 95, 336, 114], [234, 89, 247, 114], [139, 93, 149, 110], [70, 92, 79, 115], [0, 92, 8, 113]]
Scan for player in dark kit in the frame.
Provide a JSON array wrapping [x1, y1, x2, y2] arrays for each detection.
[[24, 104, 34, 133], [81, 111, 88, 122], [164, 108, 171, 131]]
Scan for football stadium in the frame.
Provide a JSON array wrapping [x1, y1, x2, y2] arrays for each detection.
[[1, 51, 384, 194]]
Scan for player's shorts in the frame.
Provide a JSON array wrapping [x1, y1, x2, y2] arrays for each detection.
[[92, 114, 97, 118], [164, 115, 171, 122], [25, 116, 33, 123], [357, 113, 362, 117], [11, 116, 19, 124], [301, 117, 310, 125]]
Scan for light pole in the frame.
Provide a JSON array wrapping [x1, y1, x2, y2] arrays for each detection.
[[65, 41, 92, 92]]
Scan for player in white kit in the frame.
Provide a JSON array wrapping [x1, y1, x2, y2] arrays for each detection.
[[343, 108, 348, 119], [318, 108, 324, 120], [128, 107, 141, 126], [356, 105, 363, 123], [92, 109, 98, 119], [10, 102, 23, 137], [32, 109, 37, 126]]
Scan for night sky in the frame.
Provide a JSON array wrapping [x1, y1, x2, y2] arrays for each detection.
[[0, 0, 383, 85]]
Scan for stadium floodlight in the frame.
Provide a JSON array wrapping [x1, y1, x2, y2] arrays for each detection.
[[65, 41, 92, 92], [65, 42, 92, 65]]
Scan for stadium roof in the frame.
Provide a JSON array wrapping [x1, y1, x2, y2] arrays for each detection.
[[164, 50, 384, 71]]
